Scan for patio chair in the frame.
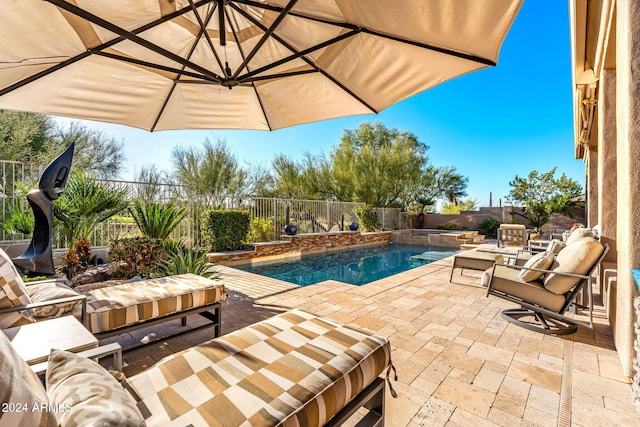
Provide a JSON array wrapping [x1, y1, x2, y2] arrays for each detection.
[[0, 248, 87, 329], [497, 224, 527, 247], [483, 236, 608, 335]]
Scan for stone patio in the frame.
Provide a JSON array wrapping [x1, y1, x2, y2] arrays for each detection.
[[109, 257, 640, 426]]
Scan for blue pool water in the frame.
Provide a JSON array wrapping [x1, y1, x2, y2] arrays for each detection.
[[234, 243, 458, 286]]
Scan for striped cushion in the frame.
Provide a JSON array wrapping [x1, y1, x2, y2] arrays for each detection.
[[0, 248, 34, 328], [126, 309, 391, 427], [85, 273, 227, 334]]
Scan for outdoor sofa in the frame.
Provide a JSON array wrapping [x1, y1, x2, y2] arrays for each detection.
[[0, 248, 226, 346], [0, 309, 395, 426]]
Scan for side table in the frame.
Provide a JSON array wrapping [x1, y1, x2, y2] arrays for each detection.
[[3, 315, 121, 374]]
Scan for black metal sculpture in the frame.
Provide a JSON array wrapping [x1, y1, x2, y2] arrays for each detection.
[[13, 143, 74, 275]]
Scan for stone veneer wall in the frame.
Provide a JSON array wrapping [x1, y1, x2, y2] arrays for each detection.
[[208, 231, 392, 266]]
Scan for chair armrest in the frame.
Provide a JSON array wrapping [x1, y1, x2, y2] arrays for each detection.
[[24, 277, 70, 287], [0, 294, 87, 325], [31, 343, 122, 375]]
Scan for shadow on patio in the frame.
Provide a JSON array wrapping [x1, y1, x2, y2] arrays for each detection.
[[113, 259, 639, 426]]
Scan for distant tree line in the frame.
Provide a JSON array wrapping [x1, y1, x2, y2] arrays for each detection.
[[167, 122, 470, 211], [1, 112, 469, 211], [0, 110, 124, 179]]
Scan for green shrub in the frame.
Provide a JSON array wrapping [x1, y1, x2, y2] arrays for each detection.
[[109, 237, 165, 278], [156, 247, 217, 279], [479, 217, 501, 239], [202, 210, 250, 252], [129, 200, 186, 240], [436, 222, 458, 230], [247, 216, 274, 243], [354, 205, 381, 232]]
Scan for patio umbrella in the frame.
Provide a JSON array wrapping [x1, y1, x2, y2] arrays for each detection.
[[0, 0, 522, 131]]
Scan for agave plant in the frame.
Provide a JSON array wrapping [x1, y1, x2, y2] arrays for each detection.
[[156, 246, 217, 279], [129, 200, 187, 241]]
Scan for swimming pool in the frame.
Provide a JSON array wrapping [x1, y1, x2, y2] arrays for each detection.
[[234, 243, 458, 286]]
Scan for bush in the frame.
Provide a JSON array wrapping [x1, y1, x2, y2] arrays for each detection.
[[247, 216, 274, 243], [436, 222, 458, 230], [479, 217, 501, 239], [202, 210, 250, 252], [354, 205, 381, 232], [109, 237, 165, 278]]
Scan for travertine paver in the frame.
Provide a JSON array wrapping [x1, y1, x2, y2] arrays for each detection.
[[111, 257, 640, 426]]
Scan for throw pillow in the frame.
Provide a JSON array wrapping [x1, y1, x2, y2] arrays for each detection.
[[0, 330, 58, 426], [544, 237, 604, 295], [46, 349, 145, 427], [0, 248, 34, 328], [27, 281, 82, 318], [518, 252, 555, 282]]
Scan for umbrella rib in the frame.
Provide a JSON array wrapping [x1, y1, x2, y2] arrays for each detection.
[[232, 0, 496, 66], [150, 4, 219, 132], [45, 0, 224, 83], [188, 0, 225, 73], [237, 30, 357, 82], [231, 0, 299, 80], [226, 8, 274, 131], [91, 51, 215, 82], [0, 0, 215, 97], [230, 3, 377, 114]]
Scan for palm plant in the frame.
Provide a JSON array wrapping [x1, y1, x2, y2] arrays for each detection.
[[1, 201, 34, 237], [53, 172, 130, 248], [156, 246, 217, 279], [129, 200, 187, 240]]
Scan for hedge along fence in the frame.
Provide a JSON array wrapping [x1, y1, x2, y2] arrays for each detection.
[[202, 210, 251, 252]]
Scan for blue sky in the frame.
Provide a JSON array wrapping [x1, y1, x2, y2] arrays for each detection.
[[57, 1, 582, 208]]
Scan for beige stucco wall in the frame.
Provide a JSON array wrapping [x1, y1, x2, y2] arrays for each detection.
[[613, 0, 640, 377]]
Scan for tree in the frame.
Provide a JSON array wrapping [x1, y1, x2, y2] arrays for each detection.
[[441, 198, 477, 214], [330, 122, 427, 207], [172, 138, 248, 197], [437, 166, 469, 205], [507, 167, 583, 228], [0, 112, 127, 180], [0, 111, 53, 161], [50, 122, 125, 178], [272, 155, 304, 199]]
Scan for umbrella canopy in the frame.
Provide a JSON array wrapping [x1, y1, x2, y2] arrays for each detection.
[[0, 0, 522, 131]]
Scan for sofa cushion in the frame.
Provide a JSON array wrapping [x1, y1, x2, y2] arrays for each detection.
[[84, 273, 227, 334], [0, 248, 34, 328], [46, 349, 145, 426], [126, 309, 391, 427], [544, 237, 604, 295], [518, 251, 555, 282], [27, 281, 82, 318], [0, 330, 57, 426]]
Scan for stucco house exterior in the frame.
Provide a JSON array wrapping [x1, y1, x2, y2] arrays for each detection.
[[570, 0, 639, 377]]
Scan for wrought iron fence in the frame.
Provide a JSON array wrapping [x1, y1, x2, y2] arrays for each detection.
[[0, 160, 42, 241], [1, 162, 398, 249]]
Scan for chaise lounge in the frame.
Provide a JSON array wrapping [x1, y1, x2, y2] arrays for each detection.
[[1, 309, 395, 426], [0, 248, 226, 348]]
